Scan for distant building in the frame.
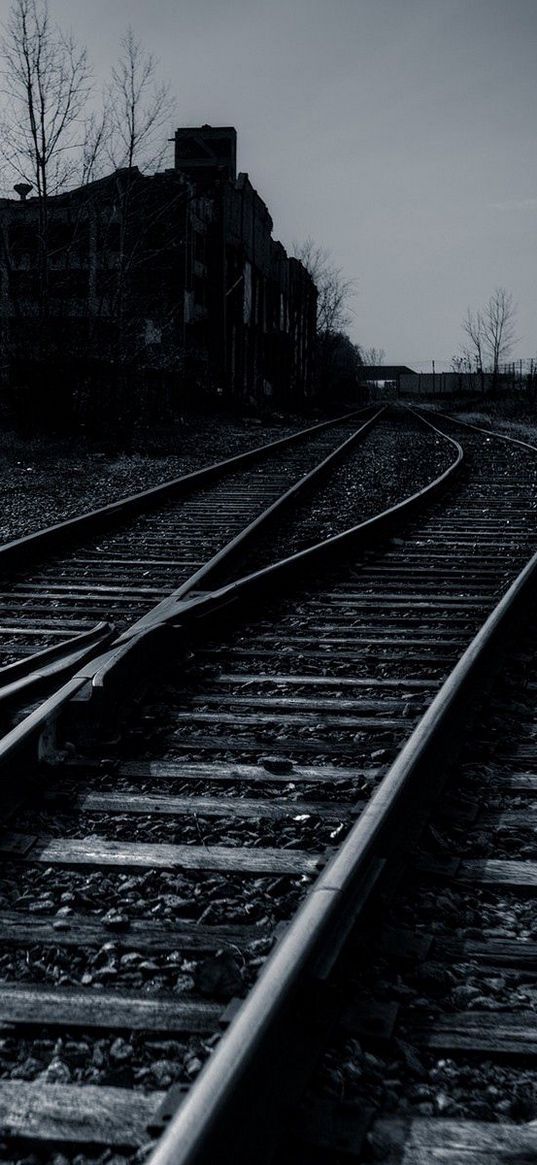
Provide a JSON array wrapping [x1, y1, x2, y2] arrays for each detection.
[[0, 125, 317, 416], [359, 365, 417, 393]]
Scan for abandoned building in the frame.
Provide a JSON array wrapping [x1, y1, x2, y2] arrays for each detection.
[[0, 125, 317, 416]]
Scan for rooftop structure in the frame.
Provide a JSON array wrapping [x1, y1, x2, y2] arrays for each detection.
[[0, 126, 317, 420]]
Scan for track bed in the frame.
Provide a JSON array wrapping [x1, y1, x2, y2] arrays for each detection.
[[0, 412, 534, 1163]]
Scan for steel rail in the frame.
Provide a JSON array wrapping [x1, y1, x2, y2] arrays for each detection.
[[0, 623, 115, 710], [67, 411, 460, 710], [0, 411, 461, 790], [108, 409, 462, 649], [146, 432, 537, 1165], [0, 626, 116, 794], [116, 406, 386, 638], [0, 407, 385, 736], [0, 673, 89, 775], [0, 404, 507, 1160], [0, 405, 523, 1161], [70, 412, 460, 714], [0, 406, 386, 763], [0, 622, 114, 687], [0, 406, 371, 571], [417, 405, 537, 454]]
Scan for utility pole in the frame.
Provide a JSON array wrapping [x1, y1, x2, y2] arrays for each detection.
[[432, 359, 436, 395]]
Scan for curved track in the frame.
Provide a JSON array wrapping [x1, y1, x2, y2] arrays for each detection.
[[323, 569, 537, 1165], [0, 408, 387, 732], [0, 411, 534, 1163], [0, 408, 373, 668]]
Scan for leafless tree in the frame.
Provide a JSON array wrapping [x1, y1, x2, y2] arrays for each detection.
[[292, 237, 355, 335], [360, 345, 385, 366], [87, 26, 175, 384], [451, 351, 475, 374], [292, 237, 357, 397], [482, 287, 517, 374], [0, 0, 91, 278], [0, 0, 91, 193], [460, 288, 517, 390], [461, 307, 485, 372], [0, 5, 181, 422], [106, 27, 175, 173], [80, 108, 110, 185]]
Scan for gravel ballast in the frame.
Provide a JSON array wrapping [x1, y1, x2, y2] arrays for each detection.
[[299, 635, 537, 1156], [0, 412, 325, 544], [0, 410, 510, 1165]]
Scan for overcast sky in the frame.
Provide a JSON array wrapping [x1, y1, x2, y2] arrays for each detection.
[[22, 1, 537, 366]]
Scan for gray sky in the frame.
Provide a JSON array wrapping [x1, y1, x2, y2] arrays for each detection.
[[29, 1, 537, 365]]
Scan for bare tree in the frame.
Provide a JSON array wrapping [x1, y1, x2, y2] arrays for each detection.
[[0, 0, 91, 328], [0, 0, 91, 193], [360, 345, 385, 366], [80, 108, 109, 185], [0, 5, 182, 422], [292, 237, 357, 397], [89, 26, 176, 381], [461, 307, 485, 372], [292, 237, 355, 335], [106, 27, 175, 173], [459, 288, 517, 391], [482, 287, 517, 374], [452, 349, 475, 374]]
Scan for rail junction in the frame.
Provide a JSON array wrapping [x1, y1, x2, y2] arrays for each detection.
[[0, 407, 535, 1164]]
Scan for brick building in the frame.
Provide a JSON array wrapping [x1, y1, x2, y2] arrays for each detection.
[[0, 125, 317, 416]]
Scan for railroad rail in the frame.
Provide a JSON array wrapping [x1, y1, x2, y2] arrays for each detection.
[[0, 406, 378, 690], [0, 410, 533, 1162], [318, 542, 537, 1165]]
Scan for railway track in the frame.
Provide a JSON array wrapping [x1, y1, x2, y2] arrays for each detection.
[[0, 410, 533, 1163], [312, 613, 537, 1165], [0, 408, 378, 702]]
